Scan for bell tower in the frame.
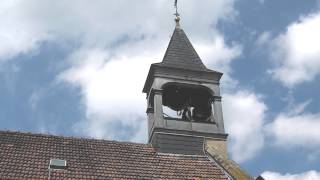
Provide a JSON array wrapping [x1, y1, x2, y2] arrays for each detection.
[[143, 15, 228, 155]]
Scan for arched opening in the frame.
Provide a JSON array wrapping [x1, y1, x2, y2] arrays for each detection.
[[162, 83, 215, 123]]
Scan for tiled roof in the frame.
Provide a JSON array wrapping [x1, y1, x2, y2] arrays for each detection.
[[161, 27, 209, 71], [0, 131, 229, 180]]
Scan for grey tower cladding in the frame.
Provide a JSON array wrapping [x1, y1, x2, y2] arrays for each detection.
[[143, 20, 227, 155]]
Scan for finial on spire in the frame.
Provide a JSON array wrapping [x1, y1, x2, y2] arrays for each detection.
[[174, 0, 180, 28]]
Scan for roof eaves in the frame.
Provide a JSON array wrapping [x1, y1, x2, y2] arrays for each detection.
[[0, 130, 151, 147]]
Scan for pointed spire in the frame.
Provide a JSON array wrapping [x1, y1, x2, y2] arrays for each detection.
[[161, 26, 208, 71], [157, 0, 208, 71]]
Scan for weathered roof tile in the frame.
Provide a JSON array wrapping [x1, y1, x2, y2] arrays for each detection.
[[0, 131, 229, 180]]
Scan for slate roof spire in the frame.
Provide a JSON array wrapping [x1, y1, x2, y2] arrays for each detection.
[[160, 13, 208, 71], [142, 3, 223, 93]]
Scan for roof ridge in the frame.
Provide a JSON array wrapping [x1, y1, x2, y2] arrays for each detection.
[[0, 129, 149, 146]]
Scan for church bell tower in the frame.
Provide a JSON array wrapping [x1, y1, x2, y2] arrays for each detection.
[[143, 14, 228, 155]]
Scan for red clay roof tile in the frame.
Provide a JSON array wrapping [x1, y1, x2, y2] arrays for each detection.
[[0, 131, 229, 179]]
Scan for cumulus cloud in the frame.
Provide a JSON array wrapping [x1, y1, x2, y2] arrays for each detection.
[[223, 91, 267, 163], [0, 0, 241, 142], [0, 0, 274, 165], [0, 0, 236, 61], [268, 12, 320, 87], [0, 1, 49, 61], [196, 35, 242, 86], [58, 38, 163, 142], [2, 0, 263, 158], [261, 170, 320, 180], [266, 101, 320, 149], [50, 0, 241, 142], [58, 34, 242, 142]]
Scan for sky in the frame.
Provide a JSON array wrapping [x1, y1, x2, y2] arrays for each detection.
[[0, 0, 320, 179]]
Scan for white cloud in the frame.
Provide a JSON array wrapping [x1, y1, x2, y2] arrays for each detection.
[[261, 170, 320, 180], [48, 0, 240, 142], [1, 0, 253, 150], [0, 0, 49, 61], [266, 102, 320, 148], [266, 99, 320, 161], [1, 0, 273, 165], [196, 35, 242, 87], [223, 90, 267, 163], [58, 38, 164, 142], [58, 33, 242, 142], [268, 12, 320, 87], [0, 0, 237, 61]]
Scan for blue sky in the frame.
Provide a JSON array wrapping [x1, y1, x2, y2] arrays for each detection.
[[1, 0, 320, 179]]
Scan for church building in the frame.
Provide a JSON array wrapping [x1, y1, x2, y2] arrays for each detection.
[[0, 9, 260, 180]]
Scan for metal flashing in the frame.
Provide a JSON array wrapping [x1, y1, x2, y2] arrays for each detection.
[[49, 159, 67, 169]]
